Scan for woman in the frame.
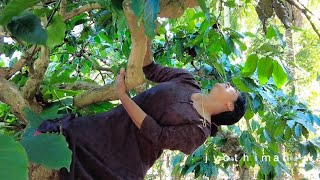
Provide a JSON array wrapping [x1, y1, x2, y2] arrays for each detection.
[[35, 40, 247, 180]]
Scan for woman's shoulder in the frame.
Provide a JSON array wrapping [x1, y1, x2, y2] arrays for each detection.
[[174, 76, 201, 91]]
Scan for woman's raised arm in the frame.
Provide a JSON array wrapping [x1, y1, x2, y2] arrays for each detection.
[[142, 39, 195, 83]]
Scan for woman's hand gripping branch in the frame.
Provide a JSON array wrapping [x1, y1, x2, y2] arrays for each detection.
[[116, 68, 147, 129]]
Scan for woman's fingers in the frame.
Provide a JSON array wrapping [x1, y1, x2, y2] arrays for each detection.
[[116, 68, 127, 95]]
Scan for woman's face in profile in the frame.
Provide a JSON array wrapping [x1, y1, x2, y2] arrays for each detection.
[[210, 82, 240, 110]]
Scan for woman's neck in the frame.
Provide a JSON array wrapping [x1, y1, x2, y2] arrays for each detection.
[[192, 92, 226, 116]]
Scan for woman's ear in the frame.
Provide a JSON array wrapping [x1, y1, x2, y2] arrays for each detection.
[[226, 102, 234, 111]]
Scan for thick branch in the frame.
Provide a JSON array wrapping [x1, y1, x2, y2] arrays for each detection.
[[0, 68, 10, 77], [64, 3, 102, 21], [123, 2, 148, 88], [59, 81, 101, 90], [73, 2, 148, 108], [0, 77, 28, 123], [74, 84, 118, 108], [22, 46, 50, 102], [73, 0, 200, 108], [59, 0, 67, 17]]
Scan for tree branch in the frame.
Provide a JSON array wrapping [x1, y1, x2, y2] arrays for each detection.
[[73, 3, 149, 108], [64, 3, 102, 21], [59, 0, 67, 17], [22, 46, 50, 103], [0, 46, 40, 79], [73, 0, 202, 108], [285, 0, 320, 38], [59, 81, 101, 90], [0, 77, 28, 123], [296, 0, 320, 22]]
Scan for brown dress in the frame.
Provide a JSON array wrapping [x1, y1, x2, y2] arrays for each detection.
[[37, 61, 211, 180]]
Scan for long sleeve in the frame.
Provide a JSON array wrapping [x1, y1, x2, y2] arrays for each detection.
[[142, 61, 195, 83], [138, 114, 207, 155]]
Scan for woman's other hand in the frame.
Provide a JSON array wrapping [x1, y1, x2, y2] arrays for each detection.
[[116, 68, 127, 97]]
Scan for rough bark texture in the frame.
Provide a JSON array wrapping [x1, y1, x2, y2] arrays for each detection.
[[22, 46, 50, 113], [0, 76, 28, 122], [28, 162, 59, 180]]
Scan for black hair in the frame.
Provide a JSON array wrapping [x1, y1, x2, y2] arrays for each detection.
[[209, 91, 247, 137]]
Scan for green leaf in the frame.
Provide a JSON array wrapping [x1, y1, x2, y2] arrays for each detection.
[[244, 108, 254, 120], [284, 128, 292, 140], [304, 161, 314, 171], [116, 11, 126, 32], [257, 57, 273, 85], [241, 54, 258, 77], [294, 123, 302, 139], [0, 134, 28, 180], [232, 77, 252, 92], [239, 156, 245, 167], [308, 145, 317, 160], [47, 14, 66, 49], [261, 161, 272, 175], [251, 120, 260, 131], [197, 0, 210, 22], [175, 39, 183, 61], [312, 115, 320, 126], [266, 25, 285, 46], [40, 104, 63, 120], [286, 120, 295, 128], [7, 13, 47, 45], [21, 133, 72, 171], [143, 0, 160, 39], [294, 112, 317, 133], [268, 142, 278, 153], [310, 137, 320, 148], [302, 126, 309, 138], [274, 121, 286, 137], [94, 36, 101, 43], [298, 143, 309, 156], [22, 107, 44, 128], [131, 0, 144, 18], [0, 0, 41, 25], [263, 129, 271, 143], [272, 59, 288, 88], [172, 154, 184, 167], [22, 105, 62, 128], [225, 0, 237, 7]]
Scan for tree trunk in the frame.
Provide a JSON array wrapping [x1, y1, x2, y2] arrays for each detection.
[[284, 3, 304, 179], [28, 162, 59, 180]]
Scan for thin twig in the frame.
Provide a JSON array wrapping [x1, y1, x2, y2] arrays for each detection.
[[64, 3, 102, 21], [285, 0, 320, 38], [296, 0, 320, 22], [46, 0, 62, 27]]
